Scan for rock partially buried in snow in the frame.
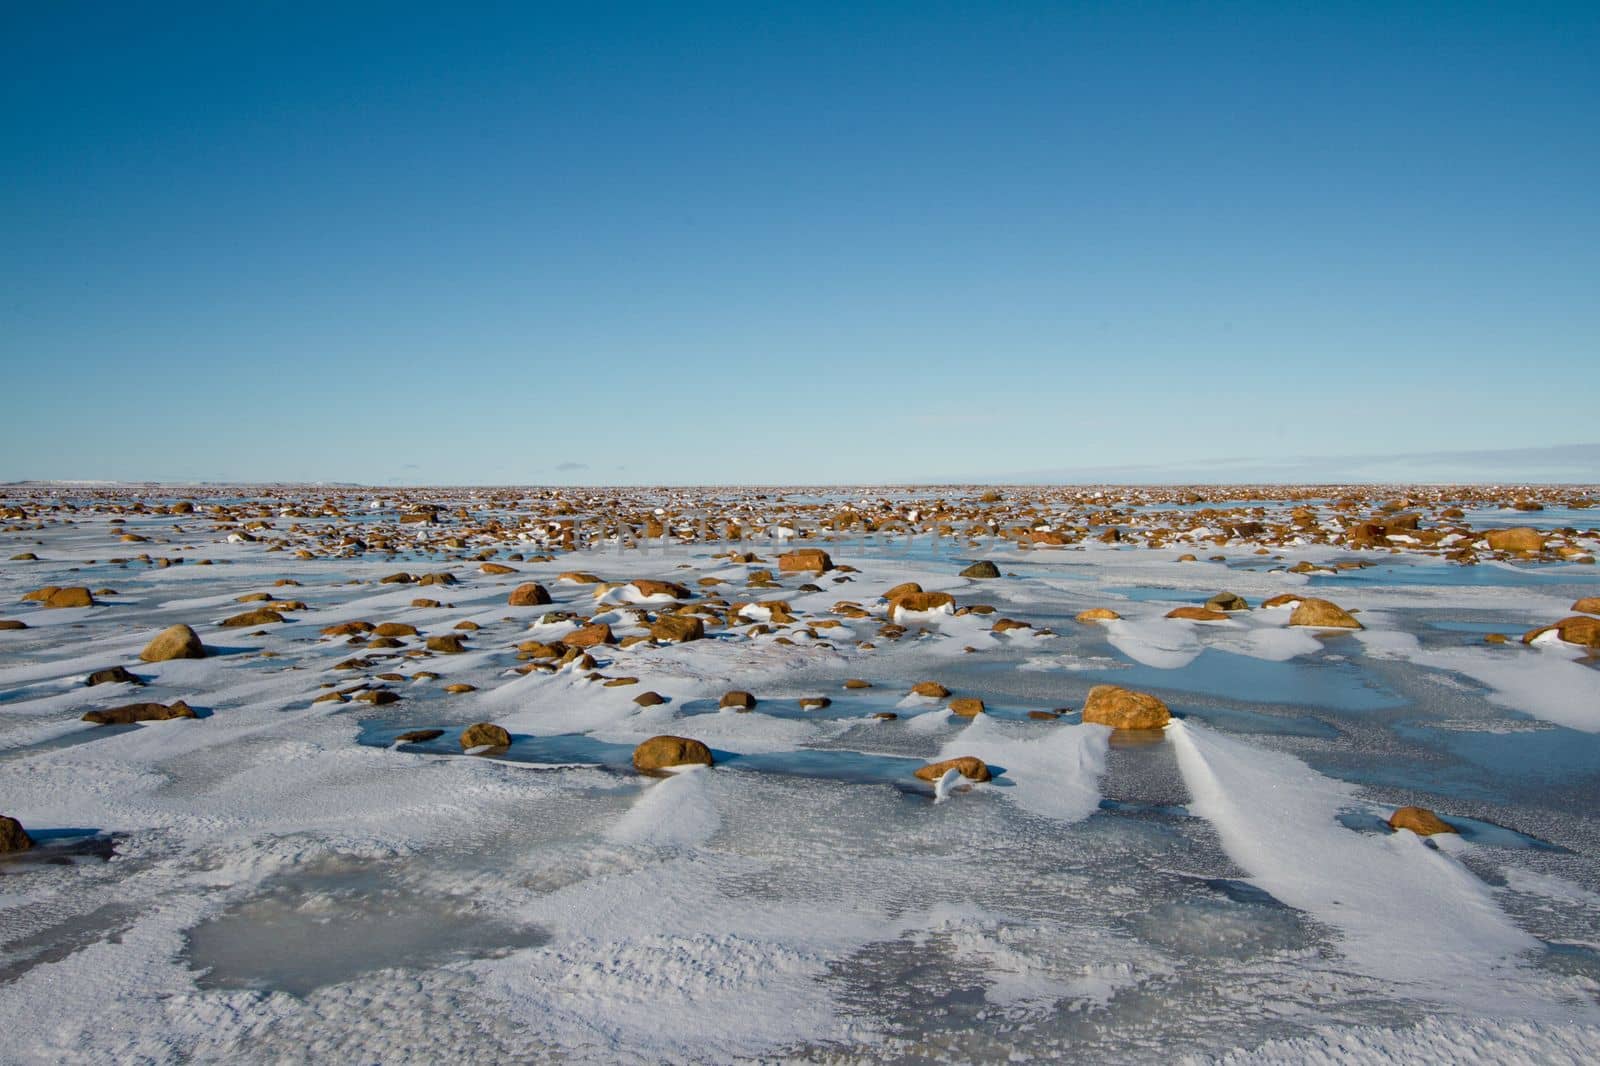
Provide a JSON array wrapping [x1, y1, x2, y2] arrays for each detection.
[[632, 735, 714, 773], [83, 700, 198, 725], [1206, 591, 1249, 612], [913, 756, 991, 783], [0, 619, 27, 630], [508, 583, 552, 607], [564, 623, 615, 648], [459, 722, 511, 750], [778, 548, 833, 573], [140, 624, 207, 662], [1572, 597, 1600, 615], [1082, 685, 1170, 731], [720, 690, 757, 711], [1, 815, 34, 853], [39, 586, 95, 608], [887, 590, 955, 621], [948, 697, 985, 717], [396, 729, 444, 743], [633, 690, 666, 707], [911, 681, 951, 698], [1289, 598, 1363, 629], [426, 634, 468, 654], [1388, 806, 1457, 836], [960, 560, 1001, 579]]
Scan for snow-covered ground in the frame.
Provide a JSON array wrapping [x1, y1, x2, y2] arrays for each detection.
[[2, 485, 1599, 1063]]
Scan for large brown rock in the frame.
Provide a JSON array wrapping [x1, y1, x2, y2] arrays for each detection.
[[140, 624, 207, 662], [913, 756, 991, 783], [1082, 685, 1171, 730], [1485, 527, 1546, 553], [632, 735, 714, 772], [1388, 806, 1456, 836], [720, 690, 757, 710], [460, 722, 511, 749], [778, 548, 833, 573], [508, 582, 552, 607], [0, 815, 33, 854], [1289, 598, 1362, 629], [1522, 616, 1600, 649], [650, 614, 704, 643], [948, 697, 985, 717], [83, 700, 197, 725]]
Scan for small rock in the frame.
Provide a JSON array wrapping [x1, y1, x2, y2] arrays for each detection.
[[799, 696, 832, 709], [396, 729, 444, 743], [633, 691, 667, 707], [960, 560, 1001, 579], [1572, 597, 1600, 615], [843, 678, 872, 689], [564, 622, 615, 648], [0, 620, 26, 630], [1166, 606, 1229, 621], [911, 681, 950, 698], [948, 697, 985, 717], [445, 683, 477, 694], [650, 614, 704, 643], [720, 690, 757, 711]]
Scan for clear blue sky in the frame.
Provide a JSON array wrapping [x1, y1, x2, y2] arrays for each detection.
[[3, 2, 1596, 484]]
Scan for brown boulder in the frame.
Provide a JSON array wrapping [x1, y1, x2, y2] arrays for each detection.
[[913, 756, 991, 783], [778, 548, 833, 573], [140, 624, 207, 662], [960, 560, 1001, 579], [1082, 685, 1171, 730], [480, 562, 518, 575], [425, 634, 468, 654], [373, 622, 418, 637], [911, 681, 951, 698], [949, 697, 985, 717], [396, 729, 444, 743], [1, 814, 33, 853], [0, 620, 27, 630], [1289, 598, 1362, 629], [508, 582, 553, 607], [633, 690, 667, 707], [1388, 806, 1457, 836], [460, 722, 511, 749], [1206, 592, 1249, 612], [83, 700, 198, 725], [1571, 597, 1600, 615], [720, 690, 757, 711], [632, 735, 714, 772]]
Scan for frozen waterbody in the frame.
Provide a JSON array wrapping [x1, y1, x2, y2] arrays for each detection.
[[1, 484, 1599, 1063]]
